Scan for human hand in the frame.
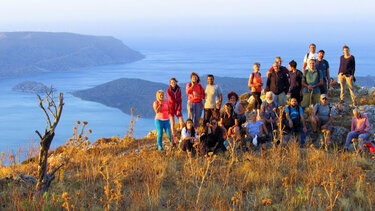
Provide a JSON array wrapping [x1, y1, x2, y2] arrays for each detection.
[[288, 119, 293, 128]]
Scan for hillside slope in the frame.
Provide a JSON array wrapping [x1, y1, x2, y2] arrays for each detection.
[[0, 32, 144, 77]]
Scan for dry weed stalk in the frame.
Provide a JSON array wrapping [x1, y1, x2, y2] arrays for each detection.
[[196, 152, 216, 207]]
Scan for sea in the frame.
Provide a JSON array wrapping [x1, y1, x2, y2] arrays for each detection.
[[0, 41, 374, 159]]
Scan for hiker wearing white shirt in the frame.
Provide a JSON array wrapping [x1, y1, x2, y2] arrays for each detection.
[[302, 43, 318, 75]]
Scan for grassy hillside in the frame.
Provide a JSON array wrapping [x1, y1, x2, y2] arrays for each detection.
[[1, 85, 374, 210]]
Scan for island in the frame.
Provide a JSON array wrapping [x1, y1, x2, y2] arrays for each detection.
[[0, 32, 144, 78], [71, 76, 250, 118], [12, 81, 51, 93]]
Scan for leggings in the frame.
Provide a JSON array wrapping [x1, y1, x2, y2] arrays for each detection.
[[252, 92, 262, 110], [155, 119, 172, 150]]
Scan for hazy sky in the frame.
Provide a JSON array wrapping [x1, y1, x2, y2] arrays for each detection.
[[1, 0, 374, 46]]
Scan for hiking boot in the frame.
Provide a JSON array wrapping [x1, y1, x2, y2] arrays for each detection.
[[311, 131, 319, 141]]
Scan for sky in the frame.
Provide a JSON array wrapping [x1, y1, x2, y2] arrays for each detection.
[[0, 0, 374, 47]]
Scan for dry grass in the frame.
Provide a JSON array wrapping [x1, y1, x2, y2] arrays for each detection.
[[1, 128, 375, 210], [1, 99, 374, 210]]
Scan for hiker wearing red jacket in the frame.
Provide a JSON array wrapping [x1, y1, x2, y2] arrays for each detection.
[[166, 78, 184, 138], [186, 72, 205, 128]]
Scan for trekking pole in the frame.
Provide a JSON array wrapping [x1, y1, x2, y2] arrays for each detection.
[[270, 116, 274, 142], [309, 89, 313, 106]]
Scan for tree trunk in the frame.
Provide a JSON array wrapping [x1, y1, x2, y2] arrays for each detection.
[[36, 131, 55, 193]]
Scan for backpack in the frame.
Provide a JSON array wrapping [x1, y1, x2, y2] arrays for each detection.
[[283, 105, 301, 132], [315, 103, 332, 116]]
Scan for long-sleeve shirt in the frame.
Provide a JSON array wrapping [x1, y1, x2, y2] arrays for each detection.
[[351, 114, 370, 133], [186, 83, 205, 103], [289, 69, 303, 94], [339, 55, 355, 76], [167, 86, 182, 113], [265, 70, 289, 95]]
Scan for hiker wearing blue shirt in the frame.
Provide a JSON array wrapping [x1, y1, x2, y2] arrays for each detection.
[[301, 59, 323, 108], [284, 98, 307, 146], [245, 111, 269, 155]]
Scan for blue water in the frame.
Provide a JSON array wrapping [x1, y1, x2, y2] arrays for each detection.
[[0, 42, 374, 157]]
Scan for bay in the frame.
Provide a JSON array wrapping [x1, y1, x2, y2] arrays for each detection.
[[0, 42, 374, 158]]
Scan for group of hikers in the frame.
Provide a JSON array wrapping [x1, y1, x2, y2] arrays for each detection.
[[153, 44, 372, 155]]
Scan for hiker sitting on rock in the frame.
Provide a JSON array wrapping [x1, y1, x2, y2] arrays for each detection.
[[284, 98, 307, 146], [227, 91, 246, 126], [244, 111, 268, 155], [260, 91, 279, 134], [310, 94, 334, 143], [219, 102, 240, 139], [201, 117, 226, 154], [180, 119, 199, 155], [344, 108, 370, 151]]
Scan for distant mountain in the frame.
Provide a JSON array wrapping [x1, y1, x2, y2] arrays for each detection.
[[0, 32, 144, 77], [72, 76, 250, 118]]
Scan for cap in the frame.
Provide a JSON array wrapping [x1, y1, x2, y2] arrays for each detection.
[[320, 94, 328, 99]]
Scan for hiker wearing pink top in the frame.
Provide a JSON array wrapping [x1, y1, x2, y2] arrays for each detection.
[[186, 72, 205, 128], [166, 78, 184, 138], [344, 109, 371, 150], [153, 90, 172, 151]]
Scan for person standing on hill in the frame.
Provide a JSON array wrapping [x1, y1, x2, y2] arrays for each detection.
[[302, 43, 318, 74], [167, 78, 184, 139], [153, 90, 172, 150], [265, 61, 289, 106], [301, 59, 323, 108], [186, 72, 205, 128], [248, 62, 263, 114], [204, 74, 222, 125], [288, 60, 303, 104], [338, 45, 356, 106], [315, 50, 330, 94], [267, 56, 289, 78]]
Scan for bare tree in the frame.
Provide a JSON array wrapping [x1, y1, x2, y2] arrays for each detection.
[[35, 87, 64, 194]]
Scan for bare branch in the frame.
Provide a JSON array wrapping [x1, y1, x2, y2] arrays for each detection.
[[35, 130, 43, 140], [51, 93, 64, 132], [48, 163, 64, 178], [47, 105, 57, 119], [20, 175, 37, 183], [37, 94, 52, 128]]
